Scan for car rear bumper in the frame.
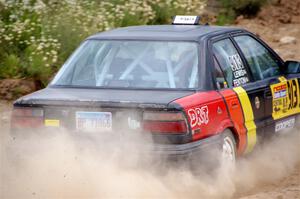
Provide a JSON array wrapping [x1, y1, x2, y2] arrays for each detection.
[[151, 134, 223, 156], [10, 127, 223, 161]]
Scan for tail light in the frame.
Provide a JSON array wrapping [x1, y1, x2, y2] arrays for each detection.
[[11, 107, 44, 129], [142, 111, 188, 134]]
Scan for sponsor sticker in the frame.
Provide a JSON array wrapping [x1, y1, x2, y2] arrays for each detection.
[[45, 119, 60, 127], [271, 78, 300, 120], [228, 54, 249, 87], [128, 117, 141, 130], [275, 117, 295, 132], [273, 84, 287, 99], [188, 106, 209, 128]]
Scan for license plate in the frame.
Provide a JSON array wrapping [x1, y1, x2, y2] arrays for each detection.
[[275, 117, 295, 132], [76, 111, 112, 132]]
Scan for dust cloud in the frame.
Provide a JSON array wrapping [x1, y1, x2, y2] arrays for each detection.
[[0, 115, 299, 199]]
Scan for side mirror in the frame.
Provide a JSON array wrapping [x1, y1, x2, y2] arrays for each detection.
[[284, 60, 300, 74]]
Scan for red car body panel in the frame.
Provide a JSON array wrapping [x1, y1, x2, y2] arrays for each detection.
[[219, 89, 248, 155], [174, 91, 229, 140]]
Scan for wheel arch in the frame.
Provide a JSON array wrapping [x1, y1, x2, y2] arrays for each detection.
[[218, 123, 243, 155]]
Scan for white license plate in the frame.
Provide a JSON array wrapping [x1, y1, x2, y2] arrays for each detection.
[[275, 117, 295, 132], [76, 111, 112, 132]]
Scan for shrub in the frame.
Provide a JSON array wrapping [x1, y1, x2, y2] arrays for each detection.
[[232, 0, 267, 17], [216, 0, 267, 25], [0, 54, 20, 78], [0, 0, 207, 86]]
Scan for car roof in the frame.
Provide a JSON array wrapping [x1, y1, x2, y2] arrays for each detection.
[[88, 25, 242, 42]]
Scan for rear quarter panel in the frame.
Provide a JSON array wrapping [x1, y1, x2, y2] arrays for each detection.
[[173, 91, 231, 141]]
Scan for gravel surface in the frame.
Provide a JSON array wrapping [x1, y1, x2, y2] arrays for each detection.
[[1, 1, 299, 197]]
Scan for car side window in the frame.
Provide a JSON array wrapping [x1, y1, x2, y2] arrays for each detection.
[[234, 35, 281, 80], [213, 56, 228, 89], [212, 39, 250, 87]]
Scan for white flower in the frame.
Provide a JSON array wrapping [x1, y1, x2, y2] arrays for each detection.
[[37, 45, 43, 50]]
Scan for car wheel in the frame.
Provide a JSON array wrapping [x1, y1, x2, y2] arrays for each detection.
[[221, 130, 237, 165], [188, 130, 237, 174]]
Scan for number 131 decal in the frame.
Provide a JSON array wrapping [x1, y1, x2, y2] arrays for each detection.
[[271, 78, 300, 120]]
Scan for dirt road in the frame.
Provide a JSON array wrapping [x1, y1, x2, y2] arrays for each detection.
[[1, 1, 300, 198], [0, 102, 299, 199], [235, 0, 300, 61], [231, 0, 300, 197]]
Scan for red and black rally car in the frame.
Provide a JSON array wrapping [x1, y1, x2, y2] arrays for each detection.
[[11, 16, 300, 162]]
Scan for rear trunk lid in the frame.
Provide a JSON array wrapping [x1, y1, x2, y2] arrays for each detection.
[[15, 87, 194, 108], [13, 87, 195, 144]]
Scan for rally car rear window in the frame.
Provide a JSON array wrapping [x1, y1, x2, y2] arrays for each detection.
[[51, 40, 199, 89]]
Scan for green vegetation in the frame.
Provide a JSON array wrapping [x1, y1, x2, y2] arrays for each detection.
[[0, 0, 206, 86], [216, 0, 267, 25]]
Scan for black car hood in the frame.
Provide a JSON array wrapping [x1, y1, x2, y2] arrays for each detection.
[[14, 87, 195, 109]]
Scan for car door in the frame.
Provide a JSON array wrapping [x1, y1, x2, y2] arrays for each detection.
[[231, 34, 298, 135], [210, 36, 265, 153]]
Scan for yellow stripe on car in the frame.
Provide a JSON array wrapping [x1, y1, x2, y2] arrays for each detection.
[[233, 87, 257, 153]]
